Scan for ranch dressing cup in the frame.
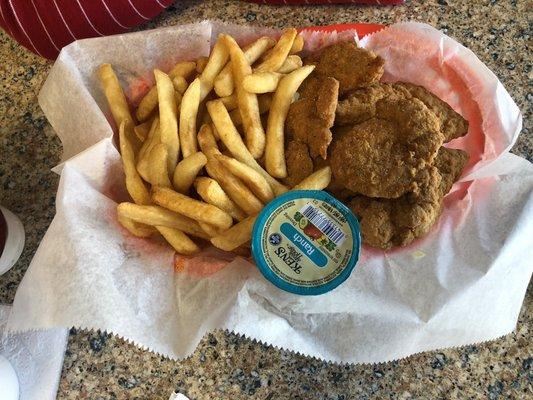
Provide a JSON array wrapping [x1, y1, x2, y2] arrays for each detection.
[[252, 190, 361, 296]]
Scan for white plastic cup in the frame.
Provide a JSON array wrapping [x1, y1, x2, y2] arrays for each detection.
[[0, 206, 25, 276]]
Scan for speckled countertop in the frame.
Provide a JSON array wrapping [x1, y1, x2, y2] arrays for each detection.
[[0, 0, 531, 399]]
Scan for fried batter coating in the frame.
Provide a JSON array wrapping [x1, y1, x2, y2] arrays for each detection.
[[330, 97, 444, 199], [286, 76, 339, 159], [349, 147, 469, 250], [305, 41, 385, 95], [394, 82, 469, 142], [284, 140, 314, 187]]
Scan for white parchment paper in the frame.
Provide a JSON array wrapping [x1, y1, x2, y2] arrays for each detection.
[[7, 21, 533, 364]]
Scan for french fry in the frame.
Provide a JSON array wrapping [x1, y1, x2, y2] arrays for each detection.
[[154, 69, 179, 171], [214, 36, 276, 98], [210, 123, 220, 140], [133, 118, 153, 142], [179, 77, 201, 158], [194, 177, 247, 221], [223, 34, 265, 159], [119, 121, 151, 205], [136, 61, 196, 122], [97, 64, 135, 128], [172, 151, 207, 193], [243, 72, 284, 94], [172, 76, 188, 94], [277, 55, 303, 74], [206, 99, 288, 196], [254, 28, 297, 73], [137, 117, 160, 182], [117, 214, 158, 238], [290, 34, 304, 54], [216, 154, 274, 203], [196, 56, 209, 73], [265, 65, 315, 178], [210, 215, 257, 252], [198, 36, 230, 101], [293, 166, 331, 190], [156, 226, 200, 255], [210, 167, 332, 250], [152, 186, 233, 230], [205, 159, 264, 216], [117, 202, 209, 239], [148, 143, 172, 188], [198, 221, 223, 238], [174, 91, 183, 109], [218, 94, 238, 111], [197, 124, 220, 157]]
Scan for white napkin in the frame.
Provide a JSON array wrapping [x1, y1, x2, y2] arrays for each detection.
[[0, 305, 68, 400]]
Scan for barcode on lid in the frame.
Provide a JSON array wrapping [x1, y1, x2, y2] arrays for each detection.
[[300, 204, 346, 246]]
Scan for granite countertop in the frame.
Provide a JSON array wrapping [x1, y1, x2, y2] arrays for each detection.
[[0, 0, 531, 399]]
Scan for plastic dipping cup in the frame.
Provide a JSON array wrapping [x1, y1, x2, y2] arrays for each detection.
[[0, 206, 25, 275], [251, 190, 361, 296]]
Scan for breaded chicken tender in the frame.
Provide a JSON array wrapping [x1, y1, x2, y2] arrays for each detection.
[[330, 97, 444, 199], [349, 147, 468, 249], [305, 41, 385, 95]]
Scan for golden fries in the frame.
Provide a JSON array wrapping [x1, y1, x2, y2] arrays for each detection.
[[223, 35, 266, 159], [156, 226, 199, 255], [211, 216, 257, 252], [194, 177, 247, 221], [216, 154, 274, 203], [134, 119, 152, 142], [198, 221, 223, 238], [199, 36, 230, 101], [206, 99, 288, 196], [172, 76, 188, 94], [110, 30, 338, 256], [265, 65, 315, 178], [255, 29, 297, 73], [136, 61, 196, 122], [119, 121, 151, 205], [155, 69, 180, 172], [277, 55, 303, 74], [205, 159, 264, 216], [98, 64, 135, 128], [152, 186, 233, 230], [117, 202, 209, 239], [137, 117, 160, 182], [179, 77, 201, 158], [243, 72, 284, 94], [293, 167, 332, 190], [218, 94, 238, 111], [214, 36, 276, 98], [148, 143, 172, 188], [172, 151, 207, 193], [117, 214, 157, 238], [197, 124, 220, 157], [196, 56, 209, 73], [290, 34, 304, 54]]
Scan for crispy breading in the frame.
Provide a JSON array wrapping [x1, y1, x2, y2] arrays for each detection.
[[284, 140, 314, 187], [286, 76, 339, 159], [335, 83, 410, 125], [330, 97, 444, 199], [394, 82, 469, 142], [348, 147, 469, 249], [305, 41, 384, 95], [433, 147, 469, 195]]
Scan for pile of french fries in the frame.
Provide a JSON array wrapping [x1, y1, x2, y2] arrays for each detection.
[[98, 29, 332, 255]]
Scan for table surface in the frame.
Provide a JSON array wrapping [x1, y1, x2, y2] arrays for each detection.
[[0, 0, 531, 399]]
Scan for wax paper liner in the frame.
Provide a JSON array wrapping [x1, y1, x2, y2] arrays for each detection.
[[7, 21, 533, 364]]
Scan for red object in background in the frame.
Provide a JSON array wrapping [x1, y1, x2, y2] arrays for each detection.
[[247, 0, 404, 4], [0, 0, 173, 59]]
